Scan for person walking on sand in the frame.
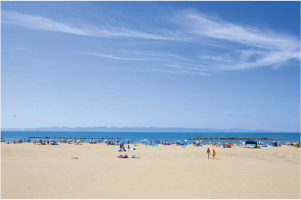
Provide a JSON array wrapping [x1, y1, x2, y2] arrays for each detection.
[[212, 149, 216, 159], [206, 148, 210, 159]]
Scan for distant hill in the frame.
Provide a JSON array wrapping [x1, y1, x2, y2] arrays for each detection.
[[1, 127, 272, 132]]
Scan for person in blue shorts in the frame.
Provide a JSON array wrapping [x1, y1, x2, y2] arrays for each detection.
[[206, 148, 210, 159]]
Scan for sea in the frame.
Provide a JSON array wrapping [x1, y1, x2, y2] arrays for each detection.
[[1, 131, 300, 144]]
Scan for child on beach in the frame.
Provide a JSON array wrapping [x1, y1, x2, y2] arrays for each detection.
[[212, 149, 216, 159], [206, 148, 210, 159]]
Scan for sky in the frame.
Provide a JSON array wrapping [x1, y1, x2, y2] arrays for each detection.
[[1, 1, 300, 132]]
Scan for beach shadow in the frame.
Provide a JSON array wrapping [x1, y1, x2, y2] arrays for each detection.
[[132, 157, 141, 159]]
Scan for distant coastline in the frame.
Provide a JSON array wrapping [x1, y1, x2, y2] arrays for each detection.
[[0, 127, 293, 133]]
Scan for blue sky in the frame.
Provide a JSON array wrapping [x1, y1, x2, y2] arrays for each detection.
[[1, 1, 300, 132]]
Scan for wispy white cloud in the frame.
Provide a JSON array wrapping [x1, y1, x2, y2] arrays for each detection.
[[122, 50, 192, 62], [172, 10, 300, 72], [91, 9, 299, 74], [88, 53, 149, 61], [2, 9, 299, 75], [1, 10, 179, 40], [164, 64, 213, 72], [179, 10, 299, 49], [151, 68, 210, 76], [197, 55, 230, 62]]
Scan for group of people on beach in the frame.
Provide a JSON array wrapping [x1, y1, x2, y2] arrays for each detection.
[[206, 148, 216, 159], [119, 143, 131, 151]]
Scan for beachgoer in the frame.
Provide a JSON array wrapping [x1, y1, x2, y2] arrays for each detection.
[[128, 145, 130, 149], [206, 148, 210, 159], [212, 149, 216, 159]]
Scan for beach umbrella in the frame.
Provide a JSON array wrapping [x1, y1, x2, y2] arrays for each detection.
[[128, 148, 136, 151], [128, 148, 137, 157]]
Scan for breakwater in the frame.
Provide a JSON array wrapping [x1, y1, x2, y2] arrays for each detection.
[[187, 137, 281, 140]]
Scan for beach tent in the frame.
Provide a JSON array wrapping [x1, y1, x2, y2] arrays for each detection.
[[128, 148, 136, 151], [271, 141, 278, 147], [128, 148, 137, 158], [50, 141, 57, 145], [245, 140, 257, 145], [293, 142, 299, 147], [245, 140, 259, 148]]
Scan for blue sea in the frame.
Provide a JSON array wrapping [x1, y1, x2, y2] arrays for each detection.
[[1, 131, 300, 144]]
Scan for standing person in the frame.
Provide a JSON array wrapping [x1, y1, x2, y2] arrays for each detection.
[[212, 149, 216, 159], [128, 144, 130, 150], [206, 148, 211, 159]]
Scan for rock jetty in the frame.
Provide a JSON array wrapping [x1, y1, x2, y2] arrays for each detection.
[[187, 137, 281, 140]]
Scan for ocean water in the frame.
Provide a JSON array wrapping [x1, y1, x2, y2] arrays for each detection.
[[1, 131, 300, 144]]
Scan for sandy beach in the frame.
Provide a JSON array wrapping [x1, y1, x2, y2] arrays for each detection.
[[1, 143, 300, 199]]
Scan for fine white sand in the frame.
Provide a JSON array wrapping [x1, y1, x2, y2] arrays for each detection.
[[1, 143, 300, 199]]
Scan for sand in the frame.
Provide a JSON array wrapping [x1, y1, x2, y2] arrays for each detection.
[[1, 143, 300, 199]]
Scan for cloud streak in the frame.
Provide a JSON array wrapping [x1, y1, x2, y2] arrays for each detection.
[[2, 9, 299, 75], [88, 53, 149, 61], [1, 10, 177, 40], [151, 68, 210, 76], [173, 10, 300, 71], [89, 10, 300, 74]]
